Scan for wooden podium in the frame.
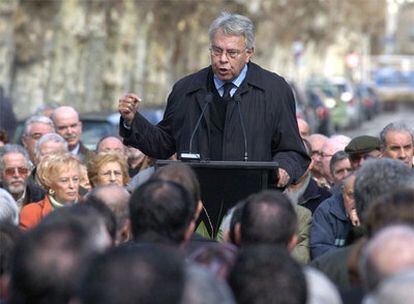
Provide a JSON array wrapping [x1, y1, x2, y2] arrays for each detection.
[[156, 160, 279, 237]]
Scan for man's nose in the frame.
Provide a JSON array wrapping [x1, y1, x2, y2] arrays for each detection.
[[219, 52, 228, 62], [399, 147, 407, 159]]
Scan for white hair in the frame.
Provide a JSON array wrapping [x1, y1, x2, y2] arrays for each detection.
[[0, 188, 19, 225]]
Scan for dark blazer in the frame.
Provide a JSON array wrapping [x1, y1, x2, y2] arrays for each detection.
[[299, 177, 332, 213], [120, 62, 310, 183], [0, 180, 46, 207], [77, 141, 94, 163]]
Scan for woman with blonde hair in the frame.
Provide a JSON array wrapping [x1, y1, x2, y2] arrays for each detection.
[[19, 153, 81, 229], [87, 153, 130, 188]]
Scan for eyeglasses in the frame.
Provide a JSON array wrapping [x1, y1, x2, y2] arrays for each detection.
[[320, 152, 334, 158], [210, 46, 246, 59], [4, 167, 30, 176], [313, 151, 333, 158], [100, 170, 122, 178], [28, 133, 44, 140]]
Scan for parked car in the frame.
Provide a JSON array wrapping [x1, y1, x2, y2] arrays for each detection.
[[80, 108, 164, 150], [304, 88, 333, 136], [305, 79, 349, 132], [329, 76, 363, 128], [355, 83, 381, 120]]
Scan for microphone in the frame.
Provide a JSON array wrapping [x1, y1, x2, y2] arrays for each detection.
[[235, 94, 248, 161], [181, 93, 212, 161]]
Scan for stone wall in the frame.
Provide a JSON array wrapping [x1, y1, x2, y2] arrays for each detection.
[[0, 0, 386, 120]]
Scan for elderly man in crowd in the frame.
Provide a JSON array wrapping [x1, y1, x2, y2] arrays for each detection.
[[34, 133, 68, 165], [307, 133, 329, 188], [52, 106, 92, 162], [316, 135, 350, 188], [0, 144, 44, 209], [345, 135, 381, 170], [21, 115, 55, 164], [96, 135, 127, 159], [380, 122, 413, 168], [360, 225, 414, 295]]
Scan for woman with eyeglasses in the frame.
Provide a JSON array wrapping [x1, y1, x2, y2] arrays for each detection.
[[19, 153, 81, 230], [87, 153, 130, 188]]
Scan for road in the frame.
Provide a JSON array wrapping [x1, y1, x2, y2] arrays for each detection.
[[341, 104, 414, 138]]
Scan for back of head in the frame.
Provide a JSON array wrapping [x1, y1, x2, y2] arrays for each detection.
[[360, 225, 414, 292], [303, 267, 342, 304], [0, 188, 19, 225], [82, 195, 117, 244], [87, 185, 130, 240], [129, 179, 195, 245], [181, 264, 235, 304], [9, 213, 104, 304], [240, 190, 297, 246], [365, 188, 414, 237], [152, 163, 201, 202], [369, 270, 414, 304], [78, 244, 185, 304], [229, 244, 307, 304], [354, 158, 413, 220], [0, 223, 21, 277]]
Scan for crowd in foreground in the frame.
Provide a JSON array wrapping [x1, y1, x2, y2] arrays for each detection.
[[0, 103, 413, 304]]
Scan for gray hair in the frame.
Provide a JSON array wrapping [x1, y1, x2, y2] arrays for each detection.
[[329, 150, 349, 177], [35, 103, 59, 116], [304, 267, 342, 304], [369, 269, 414, 304], [208, 12, 255, 50], [354, 158, 413, 220], [359, 225, 414, 292], [0, 144, 32, 177], [22, 115, 55, 138], [34, 133, 68, 159], [379, 121, 414, 147], [181, 264, 236, 304], [0, 188, 19, 225]]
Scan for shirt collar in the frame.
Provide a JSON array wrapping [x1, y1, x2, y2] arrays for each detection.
[[70, 143, 80, 155], [213, 64, 248, 90]]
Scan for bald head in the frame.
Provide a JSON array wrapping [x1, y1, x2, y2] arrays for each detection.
[[97, 136, 127, 159], [88, 185, 131, 244], [320, 135, 351, 184], [52, 106, 82, 151], [361, 225, 414, 291], [297, 118, 310, 138]]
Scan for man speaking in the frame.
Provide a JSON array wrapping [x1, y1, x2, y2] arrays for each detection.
[[119, 12, 309, 188]]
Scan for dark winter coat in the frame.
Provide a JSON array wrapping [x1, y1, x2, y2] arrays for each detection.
[[310, 188, 352, 259], [120, 62, 310, 183]]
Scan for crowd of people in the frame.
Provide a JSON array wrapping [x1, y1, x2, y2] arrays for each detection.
[[1, 12, 414, 304]]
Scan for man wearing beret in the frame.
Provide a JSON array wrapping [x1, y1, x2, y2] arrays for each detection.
[[345, 135, 381, 170]]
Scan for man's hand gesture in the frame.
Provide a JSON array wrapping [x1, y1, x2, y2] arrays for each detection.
[[118, 93, 141, 127]]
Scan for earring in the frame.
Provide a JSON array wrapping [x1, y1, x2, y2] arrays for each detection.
[[48, 188, 55, 196]]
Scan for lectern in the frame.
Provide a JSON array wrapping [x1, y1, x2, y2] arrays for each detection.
[[156, 160, 279, 237]]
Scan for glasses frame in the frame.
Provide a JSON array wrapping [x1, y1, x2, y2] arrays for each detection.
[[209, 46, 248, 59]]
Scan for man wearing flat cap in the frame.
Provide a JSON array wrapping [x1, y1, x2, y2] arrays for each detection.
[[345, 135, 381, 170]]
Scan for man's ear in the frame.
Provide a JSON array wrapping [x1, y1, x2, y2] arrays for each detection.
[[21, 135, 28, 149], [234, 222, 242, 245], [183, 220, 195, 245], [117, 219, 131, 245], [194, 200, 203, 221], [287, 234, 298, 252]]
